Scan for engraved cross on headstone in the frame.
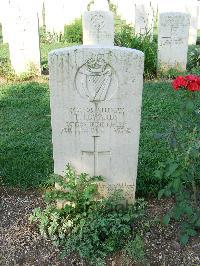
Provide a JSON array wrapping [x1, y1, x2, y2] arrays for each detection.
[[81, 136, 111, 176]]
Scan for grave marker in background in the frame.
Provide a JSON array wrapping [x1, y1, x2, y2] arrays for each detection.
[[44, 0, 65, 34], [111, 0, 135, 26], [90, 0, 109, 11], [157, 12, 190, 72], [186, 4, 199, 45], [1, 0, 11, 43], [9, 0, 41, 74], [135, 0, 155, 40], [82, 10, 114, 45], [157, 0, 199, 45]]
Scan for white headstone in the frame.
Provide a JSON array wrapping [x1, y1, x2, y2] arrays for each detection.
[[44, 0, 65, 34], [198, 0, 200, 29], [135, 0, 155, 40], [35, 0, 44, 27], [185, 4, 199, 45], [9, 0, 41, 74], [90, 0, 109, 11], [44, 0, 89, 30], [49, 8, 144, 203], [111, 0, 135, 26], [65, 0, 88, 25], [1, 0, 11, 43], [157, 0, 199, 45], [157, 12, 190, 72], [82, 10, 114, 45]]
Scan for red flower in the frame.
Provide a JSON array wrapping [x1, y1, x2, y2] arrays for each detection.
[[187, 82, 200, 91], [172, 76, 188, 90], [172, 75, 200, 92], [185, 75, 200, 84], [185, 75, 200, 92]]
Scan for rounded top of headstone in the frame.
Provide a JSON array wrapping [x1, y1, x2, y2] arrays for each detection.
[[159, 11, 190, 17], [159, 12, 191, 24], [90, 0, 110, 11]]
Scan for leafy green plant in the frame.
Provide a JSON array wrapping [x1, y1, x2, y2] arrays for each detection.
[[30, 165, 146, 264], [40, 27, 60, 43], [63, 18, 83, 44], [0, 58, 15, 80], [16, 63, 41, 81], [187, 46, 200, 71], [157, 67, 187, 80], [114, 24, 157, 79], [122, 234, 146, 264], [156, 77, 200, 245]]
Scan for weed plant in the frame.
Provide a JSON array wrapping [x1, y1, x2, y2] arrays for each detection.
[[30, 165, 146, 265]]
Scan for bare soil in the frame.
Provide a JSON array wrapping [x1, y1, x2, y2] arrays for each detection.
[[0, 187, 199, 266]]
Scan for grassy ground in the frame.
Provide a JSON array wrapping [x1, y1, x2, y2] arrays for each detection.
[[0, 81, 199, 196], [0, 25, 199, 196]]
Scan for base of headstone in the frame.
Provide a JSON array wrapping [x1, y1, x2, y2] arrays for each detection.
[[97, 181, 135, 204], [157, 63, 187, 74], [55, 179, 135, 209]]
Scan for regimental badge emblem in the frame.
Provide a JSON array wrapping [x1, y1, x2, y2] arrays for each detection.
[[75, 54, 118, 102]]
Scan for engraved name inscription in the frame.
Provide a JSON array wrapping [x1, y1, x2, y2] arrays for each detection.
[[62, 107, 131, 135]]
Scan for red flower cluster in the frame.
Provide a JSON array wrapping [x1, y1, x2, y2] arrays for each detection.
[[172, 75, 200, 92]]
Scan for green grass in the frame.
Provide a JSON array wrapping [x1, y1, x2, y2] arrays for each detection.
[[0, 81, 199, 196], [0, 82, 53, 188], [40, 42, 76, 70]]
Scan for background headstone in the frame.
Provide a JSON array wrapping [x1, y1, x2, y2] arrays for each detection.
[[157, 0, 199, 45], [134, 0, 155, 40], [44, 0, 65, 34], [9, 0, 41, 74], [157, 12, 190, 72], [185, 4, 199, 45], [1, 0, 11, 43], [198, 0, 200, 29], [35, 0, 44, 27], [44, 0, 88, 34], [49, 8, 144, 203], [90, 0, 109, 11], [82, 10, 114, 45], [111, 0, 135, 26]]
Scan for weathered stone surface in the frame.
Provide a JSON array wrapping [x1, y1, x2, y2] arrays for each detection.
[[49, 6, 144, 203], [157, 12, 190, 72], [49, 46, 144, 202], [9, 0, 41, 74], [157, 0, 199, 45], [83, 11, 114, 45]]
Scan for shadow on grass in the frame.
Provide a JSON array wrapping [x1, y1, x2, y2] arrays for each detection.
[[0, 82, 53, 188]]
